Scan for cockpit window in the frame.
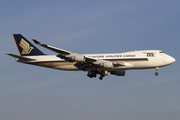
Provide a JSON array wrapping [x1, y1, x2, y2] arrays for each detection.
[[159, 51, 164, 53]]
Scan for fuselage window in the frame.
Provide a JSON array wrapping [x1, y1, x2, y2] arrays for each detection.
[[147, 53, 154, 57], [159, 51, 164, 53]]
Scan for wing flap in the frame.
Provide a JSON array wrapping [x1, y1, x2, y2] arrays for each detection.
[[74, 62, 97, 71]]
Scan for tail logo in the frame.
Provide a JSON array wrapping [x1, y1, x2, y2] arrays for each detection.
[[19, 38, 34, 54]]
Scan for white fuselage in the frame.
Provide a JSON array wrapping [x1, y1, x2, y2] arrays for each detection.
[[8, 34, 175, 79], [18, 50, 175, 71]]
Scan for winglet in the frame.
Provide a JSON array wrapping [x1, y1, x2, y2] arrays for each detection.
[[32, 39, 41, 45]]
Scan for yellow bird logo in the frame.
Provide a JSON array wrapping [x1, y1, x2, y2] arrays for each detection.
[[19, 38, 34, 54]]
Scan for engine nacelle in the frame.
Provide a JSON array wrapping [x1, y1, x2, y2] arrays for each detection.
[[71, 55, 85, 62], [100, 62, 114, 69], [110, 70, 125, 76]]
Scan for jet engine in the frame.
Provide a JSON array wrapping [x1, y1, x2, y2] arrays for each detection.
[[100, 62, 114, 69], [71, 55, 85, 62], [110, 70, 125, 76]]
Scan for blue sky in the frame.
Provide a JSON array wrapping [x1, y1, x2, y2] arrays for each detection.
[[0, 0, 180, 120]]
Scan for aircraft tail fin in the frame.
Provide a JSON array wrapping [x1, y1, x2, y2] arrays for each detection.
[[12, 34, 45, 56]]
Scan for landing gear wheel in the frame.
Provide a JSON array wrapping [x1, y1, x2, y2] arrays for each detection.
[[94, 74, 97, 78], [99, 73, 105, 80], [99, 77, 103, 80], [155, 67, 159, 76], [87, 71, 97, 78], [155, 72, 158, 76]]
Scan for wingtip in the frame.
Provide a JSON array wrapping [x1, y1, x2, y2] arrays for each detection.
[[32, 39, 41, 44]]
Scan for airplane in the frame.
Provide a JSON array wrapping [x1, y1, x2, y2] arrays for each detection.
[[6, 34, 175, 80]]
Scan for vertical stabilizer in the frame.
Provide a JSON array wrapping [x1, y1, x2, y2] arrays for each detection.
[[12, 34, 45, 56]]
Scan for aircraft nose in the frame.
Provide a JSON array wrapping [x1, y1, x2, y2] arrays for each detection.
[[170, 57, 176, 63], [163, 55, 175, 65], [168, 56, 175, 64]]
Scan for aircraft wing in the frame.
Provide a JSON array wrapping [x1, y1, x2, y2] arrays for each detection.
[[32, 39, 97, 62], [32, 39, 72, 55], [32, 40, 125, 71]]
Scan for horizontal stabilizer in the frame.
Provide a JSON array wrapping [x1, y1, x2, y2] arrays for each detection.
[[6, 53, 35, 61]]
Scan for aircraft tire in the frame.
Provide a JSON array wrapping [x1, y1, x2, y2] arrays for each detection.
[[155, 72, 158, 76], [99, 77, 103, 80]]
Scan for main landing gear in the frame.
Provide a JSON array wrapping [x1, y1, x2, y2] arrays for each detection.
[[87, 71, 97, 78], [155, 67, 159, 76], [99, 74, 105, 80], [87, 71, 105, 80]]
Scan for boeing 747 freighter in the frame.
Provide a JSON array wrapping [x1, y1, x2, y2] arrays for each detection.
[[6, 34, 175, 80]]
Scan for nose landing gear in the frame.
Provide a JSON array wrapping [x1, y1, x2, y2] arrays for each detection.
[[155, 67, 159, 76]]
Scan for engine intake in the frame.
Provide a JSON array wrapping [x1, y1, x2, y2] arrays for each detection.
[[110, 70, 125, 76]]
